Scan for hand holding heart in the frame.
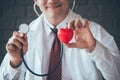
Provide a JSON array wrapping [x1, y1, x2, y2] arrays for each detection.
[[64, 19, 96, 52]]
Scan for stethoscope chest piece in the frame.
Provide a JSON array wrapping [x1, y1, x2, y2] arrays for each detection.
[[19, 24, 29, 33]]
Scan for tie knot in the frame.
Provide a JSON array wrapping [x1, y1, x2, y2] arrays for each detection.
[[52, 28, 58, 35]]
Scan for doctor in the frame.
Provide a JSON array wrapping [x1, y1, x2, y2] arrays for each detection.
[[0, 0, 120, 80]]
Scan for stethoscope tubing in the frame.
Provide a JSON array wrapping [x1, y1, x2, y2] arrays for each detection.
[[21, 42, 63, 77]]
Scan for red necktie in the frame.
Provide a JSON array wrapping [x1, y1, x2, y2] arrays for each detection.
[[47, 28, 61, 80]]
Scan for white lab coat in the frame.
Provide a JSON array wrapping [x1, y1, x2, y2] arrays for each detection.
[[0, 10, 120, 80]]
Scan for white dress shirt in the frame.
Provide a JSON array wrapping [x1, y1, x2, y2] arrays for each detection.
[[0, 10, 120, 80]]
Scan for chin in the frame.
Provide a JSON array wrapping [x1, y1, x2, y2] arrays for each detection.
[[47, 12, 61, 18]]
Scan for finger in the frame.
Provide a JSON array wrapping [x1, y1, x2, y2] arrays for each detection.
[[6, 43, 21, 58], [74, 35, 79, 41], [64, 43, 77, 48], [23, 34, 27, 40], [82, 19, 89, 28], [13, 31, 24, 37], [13, 32, 27, 45], [74, 19, 82, 30], [8, 38, 22, 49], [67, 20, 75, 30], [6, 43, 17, 51]]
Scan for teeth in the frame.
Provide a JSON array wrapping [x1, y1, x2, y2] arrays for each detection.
[[53, 3, 61, 7], [47, 2, 61, 8]]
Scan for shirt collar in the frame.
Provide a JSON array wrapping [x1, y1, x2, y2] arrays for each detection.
[[43, 9, 72, 35]]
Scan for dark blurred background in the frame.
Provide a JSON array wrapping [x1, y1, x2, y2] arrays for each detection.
[[0, 0, 120, 64]]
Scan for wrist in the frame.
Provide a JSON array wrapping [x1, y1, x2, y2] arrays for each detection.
[[87, 39, 96, 53], [10, 59, 22, 68]]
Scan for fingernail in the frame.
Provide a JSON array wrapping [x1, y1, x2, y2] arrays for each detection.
[[20, 33, 24, 37]]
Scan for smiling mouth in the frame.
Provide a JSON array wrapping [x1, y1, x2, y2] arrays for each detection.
[[46, 2, 62, 9]]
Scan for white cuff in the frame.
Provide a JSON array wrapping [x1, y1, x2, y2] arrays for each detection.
[[6, 59, 22, 79], [89, 41, 105, 60], [88, 41, 113, 72]]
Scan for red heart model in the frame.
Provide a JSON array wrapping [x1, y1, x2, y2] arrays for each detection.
[[58, 28, 73, 44]]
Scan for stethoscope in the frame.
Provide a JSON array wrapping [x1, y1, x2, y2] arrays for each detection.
[[19, 23, 63, 77], [19, 0, 76, 77]]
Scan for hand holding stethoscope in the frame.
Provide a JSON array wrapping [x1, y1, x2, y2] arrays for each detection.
[[6, 24, 28, 68], [6, 23, 63, 76]]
